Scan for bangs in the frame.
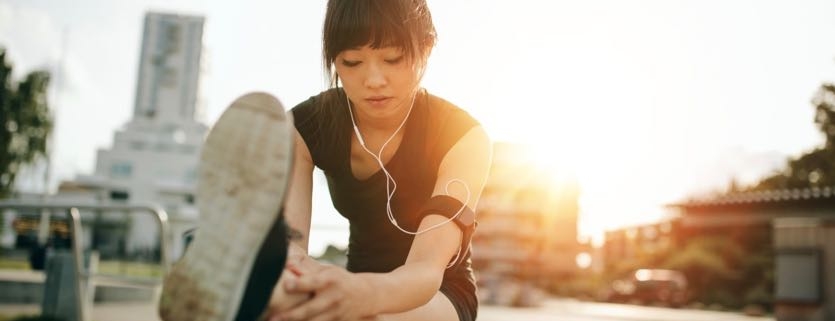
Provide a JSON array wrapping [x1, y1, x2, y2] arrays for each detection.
[[323, 0, 436, 80], [328, 1, 411, 53]]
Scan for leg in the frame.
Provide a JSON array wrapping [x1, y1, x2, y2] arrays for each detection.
[[370, 292, 460, 321], [158, 92, 294, 321], [233, 213, 289, 321]]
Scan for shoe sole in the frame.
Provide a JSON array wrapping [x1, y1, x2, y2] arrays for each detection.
[[159, 92, 294, 321]]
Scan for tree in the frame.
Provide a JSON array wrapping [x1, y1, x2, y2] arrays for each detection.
[[813, 83, 835, 149], [662, 236, 741, 303], [0, 48, 54, 198], [748, 82, 835, 190]]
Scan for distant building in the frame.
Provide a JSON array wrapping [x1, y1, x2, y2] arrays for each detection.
[[10, 12, 208, 261], [133, 12, 205, 123], [672, 187, 835, 321], [473, 142, 580, 306], [601, 201, 772, 306], [602, 219, 679, 274], [602, 186, 835, 319]]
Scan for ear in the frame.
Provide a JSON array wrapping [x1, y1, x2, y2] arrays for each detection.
[[422, 39, 435, 58], [414, 47, 433, 79]]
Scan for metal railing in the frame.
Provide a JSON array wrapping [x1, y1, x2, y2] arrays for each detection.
[[0, 200, 171, 321]]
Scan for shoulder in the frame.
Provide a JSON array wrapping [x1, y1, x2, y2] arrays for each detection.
[[424, 91, 479, 125], [419, 89, 488, 164], [422, 90, 481, 136], [290, 88, 342, 125], [289, 88, 347, 171]]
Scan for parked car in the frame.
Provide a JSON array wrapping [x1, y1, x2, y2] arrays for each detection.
[[604, 269, 689, 307]]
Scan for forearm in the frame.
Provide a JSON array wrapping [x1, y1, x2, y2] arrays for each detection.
[[354, 215, 463, 316], [358, 261, 444, 315], [285, 223, 310, 264]]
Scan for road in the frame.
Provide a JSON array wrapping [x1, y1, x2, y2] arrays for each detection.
[[479, 299, 773, 321], [1, 298, 773, 321]]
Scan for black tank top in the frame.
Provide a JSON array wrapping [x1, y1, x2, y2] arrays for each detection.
[[291, 88, 478, 287]]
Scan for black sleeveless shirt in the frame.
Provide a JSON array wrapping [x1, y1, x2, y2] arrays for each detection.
[[291, 88, 478, 289]]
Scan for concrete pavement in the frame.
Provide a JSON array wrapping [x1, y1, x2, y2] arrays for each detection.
[[1, 298, 775, 321]]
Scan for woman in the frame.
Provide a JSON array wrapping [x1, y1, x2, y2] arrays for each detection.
[[268, 1, 492, 320], [159, 1, 490, 320]]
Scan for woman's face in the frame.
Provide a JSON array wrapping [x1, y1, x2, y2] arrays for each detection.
[[335, 45, 421, 122]]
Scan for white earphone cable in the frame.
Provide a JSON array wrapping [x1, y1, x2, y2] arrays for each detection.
[[345, 90, 471, 238]]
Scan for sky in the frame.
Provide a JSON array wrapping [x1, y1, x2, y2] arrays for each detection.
[[2, 0, 835, 251]]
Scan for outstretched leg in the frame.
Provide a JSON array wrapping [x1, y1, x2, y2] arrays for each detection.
[[159, 92, 294, 321]]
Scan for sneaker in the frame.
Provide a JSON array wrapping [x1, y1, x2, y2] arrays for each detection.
[[159, 92, 294, 321]]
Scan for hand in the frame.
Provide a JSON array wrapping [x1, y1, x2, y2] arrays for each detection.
[[262, 242, 326, 315], [273, 265, 375, 321], [260, 263, 311, 320]]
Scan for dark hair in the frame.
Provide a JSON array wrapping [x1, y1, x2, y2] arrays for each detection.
[[308, 0, 435, 152], [322, 0, 437, 87]]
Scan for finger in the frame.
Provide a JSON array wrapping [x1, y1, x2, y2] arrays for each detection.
[[287, 273, 330, 293], [296, 255, 324, 273], [308, 307, 342, 321], [262, 292, 311, 321], [269, 274, 313, 312], [274, 290, 312, 313], [286, 262, 304, 276], [283, 288, 341, 321]]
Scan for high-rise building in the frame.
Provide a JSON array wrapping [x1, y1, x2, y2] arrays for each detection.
[[35, 12, 209, 261], [133, 12, 205, 123]]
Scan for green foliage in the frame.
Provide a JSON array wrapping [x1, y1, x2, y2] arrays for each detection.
[[0, 48, 54, 198], [813, 83, 835, 148], [748, 83, 835, 190], [9, 316, 66, 321], [0, 257, 31, 270], [658, 234, 772, 309], [662, 235, 741, 282]]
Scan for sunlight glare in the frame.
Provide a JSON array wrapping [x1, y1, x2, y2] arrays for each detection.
[[576, 252, 592, 269]]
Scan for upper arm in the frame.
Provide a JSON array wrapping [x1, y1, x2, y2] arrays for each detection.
[[405, 125, 492, 268], [432, 125, 492, 209], [283, 127, 315, 253]]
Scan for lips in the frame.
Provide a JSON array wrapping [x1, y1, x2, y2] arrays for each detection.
[[365, 96, 392, 106]]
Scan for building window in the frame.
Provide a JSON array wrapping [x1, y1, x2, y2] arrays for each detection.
[[775, 248, 821, 304], [110, 163, 133, 178], [110, 190, 130, 201]]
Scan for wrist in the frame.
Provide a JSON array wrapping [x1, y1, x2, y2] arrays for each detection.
[[287, 243, 307, 262], [287, 242, 307, 258], [356, 273, 383, 316]]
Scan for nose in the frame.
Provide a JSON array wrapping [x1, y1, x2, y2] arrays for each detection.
[[363, 61, 387, 89]]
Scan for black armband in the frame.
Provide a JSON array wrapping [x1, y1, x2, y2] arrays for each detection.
[[418, 195, 477, 267]]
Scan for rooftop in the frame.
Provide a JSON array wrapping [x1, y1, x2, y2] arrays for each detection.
[[671, 186, 835, 209]]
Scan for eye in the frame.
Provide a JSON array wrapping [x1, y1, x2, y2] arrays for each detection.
[[385, 56, 404, 64], [341, 59, 361, 67]]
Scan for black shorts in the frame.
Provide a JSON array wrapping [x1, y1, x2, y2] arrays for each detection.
[[440, 278, 478, 321]]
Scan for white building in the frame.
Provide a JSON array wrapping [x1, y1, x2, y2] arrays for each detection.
[[52, 12, 208, 260]]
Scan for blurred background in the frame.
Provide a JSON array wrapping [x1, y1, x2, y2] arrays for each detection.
[[0, 0, 834, 320]]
